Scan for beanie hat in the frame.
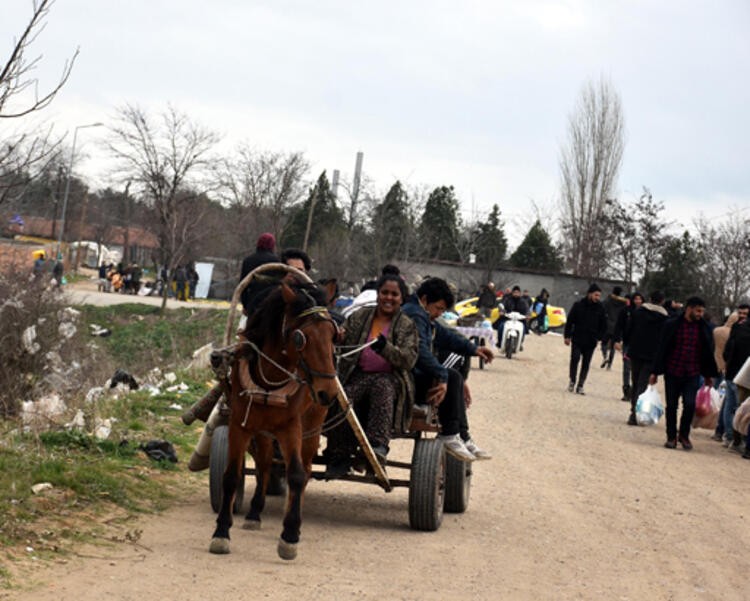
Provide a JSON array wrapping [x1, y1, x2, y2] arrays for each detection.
[[256, 233, 276, 251], [613, 286, 623, 296], [587, 283, 601, 294]]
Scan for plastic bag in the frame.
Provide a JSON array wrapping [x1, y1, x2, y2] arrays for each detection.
[[693, 386, 721, 430], [695, 385, 716, 418], [635, 386, 664, 426]]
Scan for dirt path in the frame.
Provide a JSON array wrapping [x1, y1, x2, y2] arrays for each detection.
[[6, 333, 748, 601]]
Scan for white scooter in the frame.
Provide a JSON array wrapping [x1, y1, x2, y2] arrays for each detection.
[[499, 312, 526, 359]]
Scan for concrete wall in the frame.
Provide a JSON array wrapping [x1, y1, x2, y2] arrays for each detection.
[[397, 259, 631, 313]]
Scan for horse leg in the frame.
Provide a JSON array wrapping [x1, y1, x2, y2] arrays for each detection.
[[275, 422, 306, 560], [243, 434, 273, 530], [210, 424, 250, 554]]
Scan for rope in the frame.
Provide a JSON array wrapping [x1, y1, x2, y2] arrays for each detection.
[[239, 339, 301, 386], [336, 338, 377, 359]]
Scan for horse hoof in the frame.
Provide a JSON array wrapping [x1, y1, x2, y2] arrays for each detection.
[[242, 519, 261, 530], [277, 538, 297, 560], [209, 537, 230, 554]]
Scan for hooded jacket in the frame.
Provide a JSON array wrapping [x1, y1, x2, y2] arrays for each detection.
[[626, 303, 668, 362], [564, 296, 607, 348], [401, 294, 477, 383]]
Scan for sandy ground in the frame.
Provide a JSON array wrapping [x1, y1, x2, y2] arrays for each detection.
[[4, 332, 749, 601]]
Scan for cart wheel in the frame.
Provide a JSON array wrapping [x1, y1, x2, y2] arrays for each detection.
[[408, 438, 445, 531], [209, 425, 245, 514], [444, 454, 471, 513], [266, 465, 287, 497]]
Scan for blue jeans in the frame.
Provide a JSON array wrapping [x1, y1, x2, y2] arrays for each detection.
[[664, 374, 701, 441], [721, 381, 739, 441]]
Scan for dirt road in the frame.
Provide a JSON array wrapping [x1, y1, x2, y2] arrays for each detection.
[[7, 333, 749, 601]]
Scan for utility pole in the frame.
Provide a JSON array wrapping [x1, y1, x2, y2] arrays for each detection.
[[302, 191, 316, 252], [348, 151, 363, 230]]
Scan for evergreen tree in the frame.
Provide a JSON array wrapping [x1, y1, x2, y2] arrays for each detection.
[[418, 185, 460, 261], [282, 171, 345, 249], [509, 220, 563, 271], [639, 231, 702, 300], [474, 204, 508, 267], [372, 181, 411, 262]]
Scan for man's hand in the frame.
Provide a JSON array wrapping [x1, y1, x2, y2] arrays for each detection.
[[614, 342, 622, 352], [476, 347, 494, 364], [704, 376, 713, 388], [564, 338, 571, 346], [463, 382, 472, 408], [648, 374, 658, 386], [427, 382, 448, 406]]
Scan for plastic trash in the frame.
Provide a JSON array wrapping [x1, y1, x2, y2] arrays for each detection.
[[635, 386, 664, 426], [140, 440, 178, 463]]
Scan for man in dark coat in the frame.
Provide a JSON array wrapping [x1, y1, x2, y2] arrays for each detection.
[[723, 309, 750, 454], [564, 283, 607, 395], [624, 291, 667, 425], [650, 296, 718, 450], [477, 282, 497, 318], [239, 232, 280, 314], [601, 286, 628, 369]]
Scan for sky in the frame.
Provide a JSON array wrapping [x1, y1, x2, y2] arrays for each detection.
[[3, 0, 749, 247]]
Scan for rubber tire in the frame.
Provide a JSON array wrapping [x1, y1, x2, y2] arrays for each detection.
[[408, 438, 445, 531], [505, 336, 514, 359], [444, 454, 471, 513], [209, 425, 245, 514]]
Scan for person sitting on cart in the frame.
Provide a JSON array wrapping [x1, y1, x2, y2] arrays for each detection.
[[239, 232, 281, 314], [402, 278, 495, 462], [324, 271, 419, 479]]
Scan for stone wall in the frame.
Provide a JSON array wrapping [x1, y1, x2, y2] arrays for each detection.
[[396, 259, 632, 312]]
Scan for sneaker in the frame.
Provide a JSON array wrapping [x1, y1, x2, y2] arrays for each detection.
[[438, 434, 476, 462], [723, 437, 733, 447], [567, 381, 575, 393], [575, 385, 585, 395], [627, 413, 638, 426], [710, 432, 723, 442], [324, 457, 352, 480], [728, 442, 746, 455], [678, 435, 693, 451], [464, 438, 492, 460], [600, 360, 608, 369], [664, 439, 677, 449]]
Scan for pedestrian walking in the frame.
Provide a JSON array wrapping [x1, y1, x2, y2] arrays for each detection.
[[650, 297, 718, 450], [564, 284, 607, 395], [601, 286, 627, 369]]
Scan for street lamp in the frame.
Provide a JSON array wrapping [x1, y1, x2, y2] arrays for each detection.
[[56, 122, 104, 259]]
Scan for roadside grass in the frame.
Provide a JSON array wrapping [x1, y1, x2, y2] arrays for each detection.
[[0, 300, 230, 588]]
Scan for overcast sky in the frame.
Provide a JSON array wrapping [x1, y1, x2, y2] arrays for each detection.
[[3, 0, 749, 247]]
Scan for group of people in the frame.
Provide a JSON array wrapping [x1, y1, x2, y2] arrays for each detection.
[[98, 261, 143, 294], [476, 282, 552, 339], [564, 283, 750, 457]]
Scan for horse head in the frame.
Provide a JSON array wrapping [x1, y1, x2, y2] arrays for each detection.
[[279, 282, 339, 407]]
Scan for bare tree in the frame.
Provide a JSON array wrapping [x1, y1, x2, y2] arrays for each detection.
[[107, 104, 220, 311], [559, 76, 625, 278], [0, 0, 78, 206]]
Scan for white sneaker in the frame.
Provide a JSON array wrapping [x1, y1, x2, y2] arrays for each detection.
[[438, 434, 476, 462], [464, 438, 492, 460]]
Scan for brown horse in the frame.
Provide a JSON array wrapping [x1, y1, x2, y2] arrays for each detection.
[[209, 280, 339, 560]]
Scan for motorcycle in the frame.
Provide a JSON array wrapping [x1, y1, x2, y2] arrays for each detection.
[[499, 311, 526, 359]]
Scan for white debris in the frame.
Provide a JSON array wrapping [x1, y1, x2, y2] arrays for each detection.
[[165, 382, 189, 393], [31, 482, 53, 495], [189, 343, 213, 369], [65, 409, 86, 430], [21, 325, 40, 354], [163, 372, 177, 384], [89, 323, 111, 337], [21, 393, 67, 428], [168, 403, 183, 411], [85, 387, 105, 404], [59, 307, 81, 321], [94, 417, 112, 440], [142, 384, 161, 397], [58, 321, 77, 339], [148, 367, 162, 382]]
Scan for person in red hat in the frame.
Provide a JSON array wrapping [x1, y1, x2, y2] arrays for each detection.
[[239, 233, 280, 314]]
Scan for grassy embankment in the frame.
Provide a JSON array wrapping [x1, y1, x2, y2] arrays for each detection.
[[0, 303, 229, 587]]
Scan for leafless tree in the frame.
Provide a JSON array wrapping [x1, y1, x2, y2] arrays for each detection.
[[106, 104, 220, 311], [0, 0, 78, 206], [559, 76, 625, 278]]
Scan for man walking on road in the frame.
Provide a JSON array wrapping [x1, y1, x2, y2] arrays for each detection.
[[650, 297, 718, 451], [564, 284, 607, 395]]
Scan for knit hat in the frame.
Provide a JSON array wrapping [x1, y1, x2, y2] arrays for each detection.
[[613, 286, 623, 296], [256, 232, 276, 251], [587, 283, 601, 294]]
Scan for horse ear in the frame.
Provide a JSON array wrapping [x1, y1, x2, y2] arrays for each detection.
[[281, 283, 296, 304], [322, 279, 338, 306]]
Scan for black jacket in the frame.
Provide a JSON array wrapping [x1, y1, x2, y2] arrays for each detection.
[[626, 303, 668, 362], [603, 294, 627, 336], [723, 321, 750, 381], [564, 297, 607, 348], [652, 314, 718, 378], [239, 249, 280, 312], [502, 295, 529, 317]]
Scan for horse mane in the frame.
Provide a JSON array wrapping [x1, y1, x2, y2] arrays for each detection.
[[244, 281, 327, 347]]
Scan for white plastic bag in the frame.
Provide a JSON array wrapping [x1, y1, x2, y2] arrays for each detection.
[[635, 385, 664, 426]]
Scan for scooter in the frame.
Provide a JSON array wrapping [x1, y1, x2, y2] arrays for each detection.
[[499, 311, 526, 359]]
